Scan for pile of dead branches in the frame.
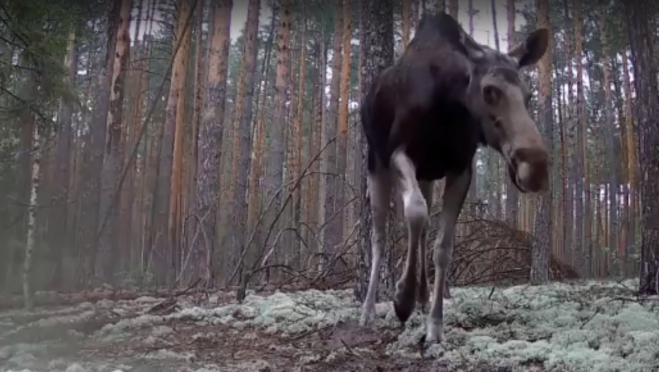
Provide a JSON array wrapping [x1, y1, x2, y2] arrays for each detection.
[[439, 217, 578, 287], [385, 201, 578, 288]]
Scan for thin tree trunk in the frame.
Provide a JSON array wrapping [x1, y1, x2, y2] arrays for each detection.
[[599, 7, 619, 268], [621, 50, 636, 274], [293, 11, 308, 265], [334, 0, 352, 277], [23, 116, 39, 310], [574, 0, 590, 277], [562, 0, 575, 268], [122, 0, 144, 278], [322, 0, 343, 258], [530, 0, 553, 285], [186, 0, 206, 257], [504, 0, 518, 227]]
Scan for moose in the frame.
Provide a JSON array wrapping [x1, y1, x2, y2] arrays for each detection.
[[358, 13, 550, 344]]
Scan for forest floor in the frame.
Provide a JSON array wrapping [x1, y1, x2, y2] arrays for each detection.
[[1, 279, 658, 372]]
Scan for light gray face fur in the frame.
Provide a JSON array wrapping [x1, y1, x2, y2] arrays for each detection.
[[461, 28, 550, 193]]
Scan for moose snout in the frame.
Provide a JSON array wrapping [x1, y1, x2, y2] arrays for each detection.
[[512, 146, 549, 193]]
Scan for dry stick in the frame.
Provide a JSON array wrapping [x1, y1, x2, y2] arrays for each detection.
[[260, 226, 311, 269], [309, 217, 361, 286], [176, 207, 213, 286], [227, 121, 357, 292], [269, 177, 360, 278], [227, 173, 321, 289], [260, 194, 359, 275], [94, 0, 199, 273], [247, 132, 358, 281]]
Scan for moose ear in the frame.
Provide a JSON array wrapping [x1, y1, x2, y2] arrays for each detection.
[[508, 28, 549, 68], [459, 28, 486, 60]]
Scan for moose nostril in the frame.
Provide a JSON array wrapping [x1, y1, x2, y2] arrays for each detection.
[[512, 147, 549, 192], [513, 147, 548, 166]]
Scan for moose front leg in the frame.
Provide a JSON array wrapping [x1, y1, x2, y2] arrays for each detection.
[[391, 149, 428, 324], [359, 168, 393, 327], [426, 168, 471, 343]]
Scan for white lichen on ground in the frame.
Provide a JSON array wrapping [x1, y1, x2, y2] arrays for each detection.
[[1, 279, 658, 371]]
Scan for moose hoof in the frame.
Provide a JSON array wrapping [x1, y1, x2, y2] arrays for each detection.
[[360, 304, 376, 327], [393, 288, 416, 324], [425, 319, 445, 344]]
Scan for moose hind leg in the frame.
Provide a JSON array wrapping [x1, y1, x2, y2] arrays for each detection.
[[359, 168, 392, 327], [391, 150, 428, 324], [426, 169, 470, 343]]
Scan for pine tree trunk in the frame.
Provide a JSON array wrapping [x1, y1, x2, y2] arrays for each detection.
[[82, 0, 121, 285], [573, 0, 590, 277], [247, 6, 276, 281], [264, 0, 290, 263], [322, 0, 343, 259], [599, 7, 619, 268], [504, 0, 518, 228], [98, 0, 133, 283], [186, 0, 206, 260], [561, 0, 575, 268], [121, 0, 143, 278], [355, 0, 394, 302], [334, 0, 352, 277], [193, 0, 232, 285], [23, 116, 39, 310], [621, 50, 636, 274], [50, 29, 77, 289], [293, 12, 308, 266], [530, 0, 552, 285], [230, 0, 260, 286], [625, 0, 659, 295]]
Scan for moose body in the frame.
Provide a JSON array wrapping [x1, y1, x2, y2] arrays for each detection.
[[359, 13, 550, 344]]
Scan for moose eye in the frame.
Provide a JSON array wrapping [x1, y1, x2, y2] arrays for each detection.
[[483, 85, 501, 105]]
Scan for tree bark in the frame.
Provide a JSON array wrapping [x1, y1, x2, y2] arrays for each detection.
[[598, 6, 619, 268], [573, 0, 590, 278], [23, 115, 39, 310], [50, 29, 77, 289], [191, 0, 232, 285], [625, 0, 659, 296], [154, 0, 194, 285], [504, 0, 518, 228], [355, 0, 394, 302], [230, 0, 260, 286], [264, 0, 291, 267], [530, 0, 553, 285], [322, 0, 343, 259], [98, 0, 133, 283]]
